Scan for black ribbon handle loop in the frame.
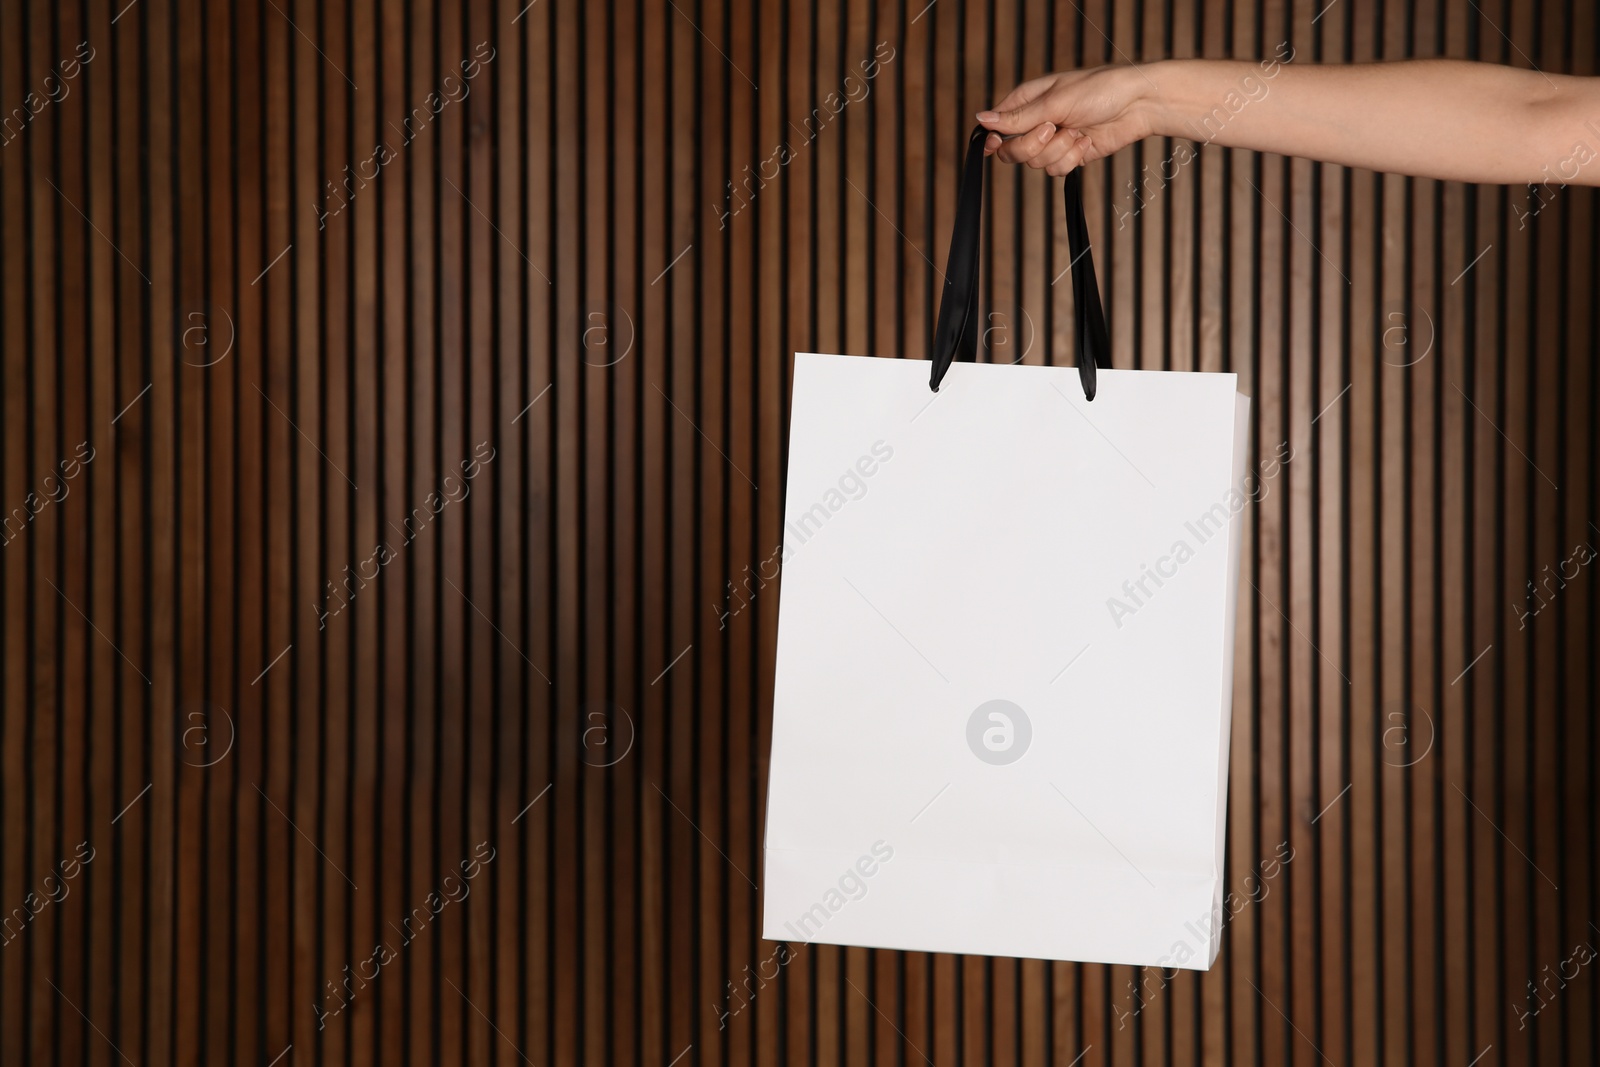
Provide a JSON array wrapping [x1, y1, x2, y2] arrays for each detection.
[[928, 127, 988, 393], [1062, 165, 1110, 401], [928, 125, 1110, 399]]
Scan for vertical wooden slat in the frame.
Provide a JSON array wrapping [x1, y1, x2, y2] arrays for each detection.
[[171, 0, 205, 1056], [318, 2, 352, 1064], [0, 3, 29, 1064], [201, 0, 238, 1057], [464, 0, 497, 1054], [811, 0, 842, 1060], [1531, 7, 1570, 1067], [1286, 35, 1321, 1067], [488, 0, 526, 1061], [726, 0, 758, 1054], [664, 0, 697, 1061], [698, 0, 732, 1056], [437, 0, 469, 1059], [27, 2, 61, 1064], [751, 3, 785, 1066], [637, 0, 669, 1059], [230, 1, 267, 1061], [843, 3, 874, 1066], [579, 0, 611, 1058], [373, 0, 408, 1060], [1192, 12, 1229, 1067], [1466, 4, 1506, 1056], [1435, 1, 1474, 1046], [54, 2, 89, 1066], [144, 0, 179, 1057], [346, 0, 380, 1059], [898, 5, 935, 1059], [608, 0, 645, 1054], [287, 0, 322, 1058], [1346, 8, 1381, 1067], [81, 1, 120, 1064], [778, 1, 815, 1061], [260, 0, 294, 1056], [406, 0, 440, 1058]]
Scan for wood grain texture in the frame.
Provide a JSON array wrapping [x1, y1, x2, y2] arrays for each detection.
[[1, 0, 1597, 1064]]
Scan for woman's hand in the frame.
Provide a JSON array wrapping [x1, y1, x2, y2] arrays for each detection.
[[976, 66, 1155, 175], [982, 58, 1600, 187]]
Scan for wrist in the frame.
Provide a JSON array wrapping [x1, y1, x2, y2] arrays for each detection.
[[1127, 59, 1184, 139]]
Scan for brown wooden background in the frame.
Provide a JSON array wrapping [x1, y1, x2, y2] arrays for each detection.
[[3, 0, 1598, 1063]]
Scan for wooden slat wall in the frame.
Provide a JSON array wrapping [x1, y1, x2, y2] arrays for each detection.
[[1, 0, 1596, 1064]]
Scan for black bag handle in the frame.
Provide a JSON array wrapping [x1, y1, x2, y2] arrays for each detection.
[[928, 125, 1110, 399]]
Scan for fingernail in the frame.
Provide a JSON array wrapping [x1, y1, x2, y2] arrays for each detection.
[[976, 111, 998, 124], [1039, 123, 1055, 142]]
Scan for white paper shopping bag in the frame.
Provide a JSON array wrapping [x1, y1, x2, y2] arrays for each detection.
[[761, 353, 1249, 969]]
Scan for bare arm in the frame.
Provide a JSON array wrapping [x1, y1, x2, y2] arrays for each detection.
[[979, 58, 1600, 186]]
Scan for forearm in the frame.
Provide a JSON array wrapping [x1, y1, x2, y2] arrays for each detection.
[[1136, 57, 1600, 185]]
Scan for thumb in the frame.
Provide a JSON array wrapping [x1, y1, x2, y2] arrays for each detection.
[[977, 97, 1054, 136]]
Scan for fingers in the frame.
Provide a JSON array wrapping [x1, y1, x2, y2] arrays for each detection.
[[1041, 133, 1095, 175], [985, 126, 1094, 175], [976, 84, 1059, 136], [990, 122, 1057, 164], [986, 74, 1055, 118]]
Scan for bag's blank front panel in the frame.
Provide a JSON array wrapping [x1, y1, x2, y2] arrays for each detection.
[[766, 355, 1248, 968]]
